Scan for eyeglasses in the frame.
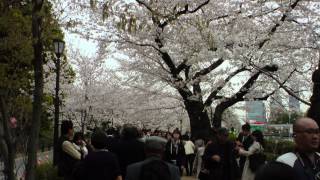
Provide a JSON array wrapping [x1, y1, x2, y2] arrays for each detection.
[[295, 128, 320, 135]]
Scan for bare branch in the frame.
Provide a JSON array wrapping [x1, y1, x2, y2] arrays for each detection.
[[192, 58, 224, 80], [160, 0, 210, 28], [258, 0, 301, 49], [251, 64, 311, 106], [204, 67, 248, 106]]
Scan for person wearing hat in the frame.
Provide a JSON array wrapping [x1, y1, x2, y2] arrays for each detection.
[[126, 136, 180, 180], [74, 130, 122, 180], [202, 128, 239, 180]]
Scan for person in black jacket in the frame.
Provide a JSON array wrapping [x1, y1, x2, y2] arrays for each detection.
[[203, 128, 239, 180], [165, 129, 186, 176], [114, 124, 145, 179], [73, 129, 122, 180]]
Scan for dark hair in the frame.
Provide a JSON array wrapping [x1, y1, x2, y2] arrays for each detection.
[[242, 123, 251, 131], [91, 130, 107, 149], [73, 132, 84, 143], [121, 124, 139, 139], [217, 128, 228, 136], [255, 161, 299, 180], [252, 130, 264, 147], [61, 120, 73, 135]]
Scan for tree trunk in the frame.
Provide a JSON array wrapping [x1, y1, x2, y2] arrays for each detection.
[[25, 0, 44, 179], [212, 100, 238, 128], [0, 96, 16, 180], [184, 100, 211, 139], [307, 69, 320, 126]]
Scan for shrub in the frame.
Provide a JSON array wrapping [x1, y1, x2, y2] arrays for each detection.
[[264, 139, 294, 159], [35, 162, 62, 180]]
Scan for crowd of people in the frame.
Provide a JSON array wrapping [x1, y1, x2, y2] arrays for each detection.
[[57, 116, 320, 180]]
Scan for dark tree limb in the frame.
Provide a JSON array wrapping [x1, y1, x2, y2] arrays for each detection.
[[192, 58, 224, 80], [258, 0, 301, 49], [211, 65, 278, 127], [160, 0, 210, 29], [204, 67, 248, 106]]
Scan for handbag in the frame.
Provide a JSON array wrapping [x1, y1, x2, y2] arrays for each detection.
[[249, 151, 266, 172]]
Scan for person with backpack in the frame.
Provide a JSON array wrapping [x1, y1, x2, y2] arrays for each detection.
[[126, 136, 180, 180], [237, 130, 265, 180]]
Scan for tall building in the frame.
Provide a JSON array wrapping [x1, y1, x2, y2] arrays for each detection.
[[246, 101, 267, 124]]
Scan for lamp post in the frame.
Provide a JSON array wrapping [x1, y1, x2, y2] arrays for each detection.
[[53, 39, 65, 166]]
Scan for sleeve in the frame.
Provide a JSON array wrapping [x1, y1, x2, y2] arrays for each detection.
[[203, 143, 220, 165], [111, 154, 122, 178], [171, 165, 181, 180], [239, 142, 260, 157], [62, 141, 81, 160], [191, 142, 195, 151]]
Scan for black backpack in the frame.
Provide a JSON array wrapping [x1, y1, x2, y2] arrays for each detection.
[[140, 160, 171, 180]]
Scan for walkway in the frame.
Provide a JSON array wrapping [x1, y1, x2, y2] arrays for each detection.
[[182, 176, 196, 180]]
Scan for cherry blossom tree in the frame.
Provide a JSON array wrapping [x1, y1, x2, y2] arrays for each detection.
[[92, 0, 318, 137], [51, 0, 320, 137]]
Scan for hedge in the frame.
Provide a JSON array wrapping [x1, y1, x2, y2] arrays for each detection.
[[35, 163, 62, 180], [264, 139, 294, 161]]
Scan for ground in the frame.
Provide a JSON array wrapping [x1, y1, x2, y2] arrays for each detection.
[[182, 176, 196, 180]]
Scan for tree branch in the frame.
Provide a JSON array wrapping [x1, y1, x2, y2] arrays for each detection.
[[160, 0, 210, 28], [192, 58, 224, 80], [204, 67, 248, 106], [258, 0, 301, 49]]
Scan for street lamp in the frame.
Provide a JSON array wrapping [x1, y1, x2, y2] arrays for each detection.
[[53, 39, 65, 166]]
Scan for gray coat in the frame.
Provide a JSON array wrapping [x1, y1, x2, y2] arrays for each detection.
[[126, 156, 180, 180]]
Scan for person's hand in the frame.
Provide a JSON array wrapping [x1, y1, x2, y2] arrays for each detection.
[[211, 155, 221, 162]]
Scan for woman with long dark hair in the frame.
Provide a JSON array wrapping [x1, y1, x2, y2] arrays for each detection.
[[238, 130, 265, 180]]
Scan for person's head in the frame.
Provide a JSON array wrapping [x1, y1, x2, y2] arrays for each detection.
[[172, 129, 181, 141], [145, 136, 167, 157], [91, 129, 108, 150], [217, 128, 229, 144], [121, 124, 139, 140], [182, 134, 190, 141], [255, 161, 299, 180], [242, 123, 251, 136], [73, 132, 84, 145], [195, 139, 205, 147], [293, 117, 320, 153], [252, 130, 264, 147], [165, 132, 172, 140], [61, 120, 73, 138]]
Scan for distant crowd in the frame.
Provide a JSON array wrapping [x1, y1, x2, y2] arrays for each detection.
[[57, 117, 320, 180]]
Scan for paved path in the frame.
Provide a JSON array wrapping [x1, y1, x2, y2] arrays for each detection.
[[182, 176, 196, 180]]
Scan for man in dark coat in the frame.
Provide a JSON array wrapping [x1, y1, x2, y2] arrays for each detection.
[[164, 129, 186, 175], [114, 125, 145, 178], [203, 128, 240, 180], [126, 136, 180, 180], [73, 130, 122, 180]]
